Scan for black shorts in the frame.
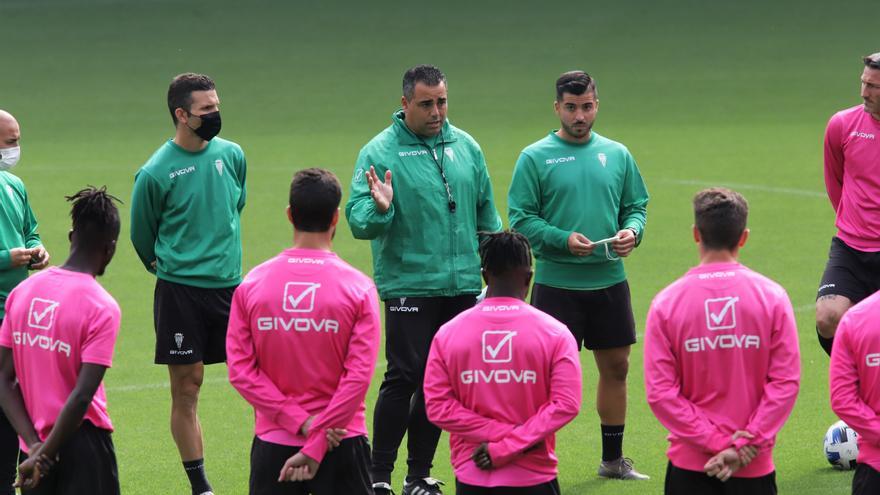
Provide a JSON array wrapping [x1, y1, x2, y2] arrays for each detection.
[[853, 463, 880, 495], [455, 478, 560, 494], [664, 462, 776, 495], [530, 281, 636, 350], [21, 421, 119, 495], [153, 278, 236, 365], [817, 237, 880, 303], [249, 435, 372, 495]]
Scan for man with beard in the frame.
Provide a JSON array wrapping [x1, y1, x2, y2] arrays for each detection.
[[508, 70, 650, 480], [816, 52, 880, 356]]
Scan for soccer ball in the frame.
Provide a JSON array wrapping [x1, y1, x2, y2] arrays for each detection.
[[824, 420, 859, 470]]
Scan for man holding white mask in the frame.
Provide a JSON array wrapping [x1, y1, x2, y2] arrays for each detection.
[[0, 109, 50, 495]]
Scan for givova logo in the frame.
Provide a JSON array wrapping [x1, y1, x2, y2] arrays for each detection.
[[28, 298, 59, 330], [482, 330, 516, 363], [867, 353, 880, 367], [283, 282, 320, 313], [389, 297, 418, 313], [257, 281, 339, 333], [545, 156, 576, 165]]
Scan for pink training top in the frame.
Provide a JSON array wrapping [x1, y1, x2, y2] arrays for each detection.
[[424, 297, 581, 487], [644, 262, 800, 477], [0, 267, 120, 447], [830, 290, 880, 472], [226, 248, 380, 463], [824, 104, 880, 251]]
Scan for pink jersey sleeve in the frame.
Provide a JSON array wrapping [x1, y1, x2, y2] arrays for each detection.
[[644, 300, 733, 454], [80, 302, 120, 367], [824, 113, 845, 212], [300, 285, 381, 463], [486, 332, 582, 467], [226, 285, 311, 436], [830, 318, 880, 447], [737, 297, 800, 450], [424, 336, 517, 444]]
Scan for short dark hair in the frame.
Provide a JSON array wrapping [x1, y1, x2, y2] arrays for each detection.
[[693, 188, 748, 251], [865, 53, 880, 70], [289, 168, 342, 232], [167, 73, 215, 126], [479, 230, 532, 278], [66, 186, 121, 243], [403, 65, 446, 101], [556, 71, 597, 101]]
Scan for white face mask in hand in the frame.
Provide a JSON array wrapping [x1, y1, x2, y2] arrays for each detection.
[[0, 146, 20, 171]]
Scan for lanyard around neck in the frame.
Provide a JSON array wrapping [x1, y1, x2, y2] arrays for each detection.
[[418, 134, 456, 213]]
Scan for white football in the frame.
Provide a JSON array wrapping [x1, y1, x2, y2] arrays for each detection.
[[824, 420, 859, 470]]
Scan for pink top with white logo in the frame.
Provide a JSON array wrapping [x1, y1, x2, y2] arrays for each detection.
[[226, 248, 380, 463], [644, 262, 800, 477], [830, 290, 880, 471], [0, 267, 120, 446], [824, 105, 880, 251], [424, 297, 581, 487]]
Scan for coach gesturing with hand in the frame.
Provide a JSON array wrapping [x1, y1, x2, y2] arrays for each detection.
[[346, 65, 501, 495]]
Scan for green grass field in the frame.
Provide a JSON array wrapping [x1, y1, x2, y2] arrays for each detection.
[[1, 0, 874, 492]]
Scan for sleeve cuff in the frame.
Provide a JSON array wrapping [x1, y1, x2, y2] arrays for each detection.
[[275, 401, 311, 436], [300, 436, 327, 464], [0, 250, 10, 270], [706, 432, 733, 454], [733, 437, 752, 450], [487, 441, 513, 467]]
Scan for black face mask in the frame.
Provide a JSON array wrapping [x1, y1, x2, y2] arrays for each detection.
[[187, 111, 222, 141]]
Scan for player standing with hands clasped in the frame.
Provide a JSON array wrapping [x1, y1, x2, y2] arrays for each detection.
[[508, 71, 649, 480], [644, 188, 800, 495], [227, 168, 379, 494], [424, 231, 581, 495]]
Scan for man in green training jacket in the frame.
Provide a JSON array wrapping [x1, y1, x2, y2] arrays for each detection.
[[0, 109, 49, 495], [508, 71, 650, 481], [346, 64, 502, 495], [130, 73, 246, 495]]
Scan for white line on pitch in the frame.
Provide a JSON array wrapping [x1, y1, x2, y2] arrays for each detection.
[[106, 376, 228, 393], [662, 179, 825, 199]]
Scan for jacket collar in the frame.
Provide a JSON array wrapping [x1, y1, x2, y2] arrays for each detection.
[[392, 109, 457, 146]]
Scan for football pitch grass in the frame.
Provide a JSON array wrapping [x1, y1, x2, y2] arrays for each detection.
[[1, 0, 875, 492]]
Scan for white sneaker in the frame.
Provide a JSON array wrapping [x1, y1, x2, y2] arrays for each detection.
[[597, 457, 650, 480]]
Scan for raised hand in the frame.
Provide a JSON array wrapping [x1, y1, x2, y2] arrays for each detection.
[[366, 166, 393, 213]]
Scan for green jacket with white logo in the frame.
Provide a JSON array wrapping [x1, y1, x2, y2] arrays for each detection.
[[0, 172, 42, 319], [130, 138, 247, 289], [508, 131, 648, 290], [345, 110, 502, 300]]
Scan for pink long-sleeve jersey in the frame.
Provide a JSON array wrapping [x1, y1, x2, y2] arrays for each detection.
[[424, 297, 581, 487], [830, 290, 880, 471], [824, 105, 880, 251], [226, 248, 380, 463], [644, 262, 800, 477]]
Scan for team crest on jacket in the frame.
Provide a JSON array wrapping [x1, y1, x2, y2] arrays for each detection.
[[444, 148, 455, 161], [598, 153, 607, 167], [215, 159, 224, 176]]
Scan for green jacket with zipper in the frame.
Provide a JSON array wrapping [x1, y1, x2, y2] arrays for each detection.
[[345, 110, 502, 300]]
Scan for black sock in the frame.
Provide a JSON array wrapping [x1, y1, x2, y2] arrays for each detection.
[[601, 424, 625, 462], [183, 458, 212, 495], [817, 328, 834, 356]]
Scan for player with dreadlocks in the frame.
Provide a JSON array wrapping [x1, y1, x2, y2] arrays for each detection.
[[424, 231, 581, 495], [0, 186, 122, 494]]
